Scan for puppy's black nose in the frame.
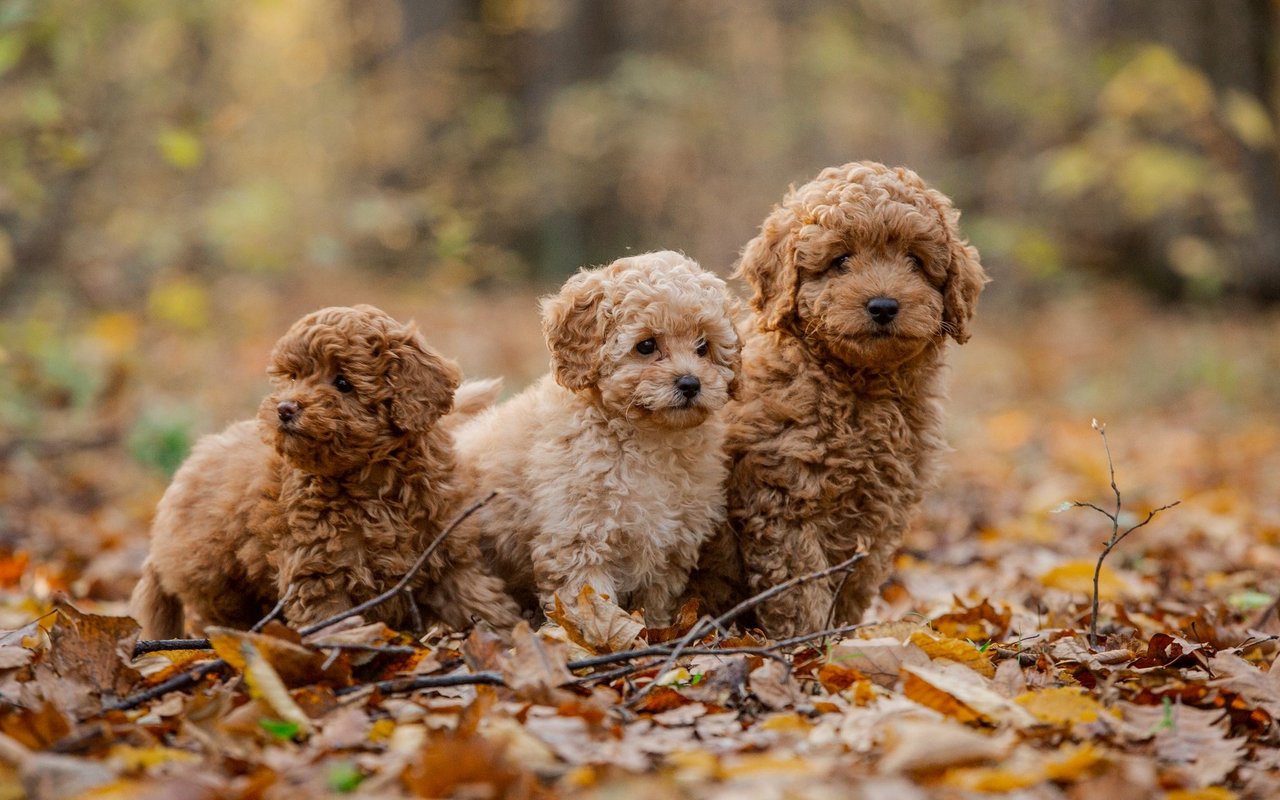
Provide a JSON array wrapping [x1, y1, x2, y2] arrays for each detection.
[[675, 375, 701, 400], [277, 400, 300, 423], [866, 297, 899, 325]]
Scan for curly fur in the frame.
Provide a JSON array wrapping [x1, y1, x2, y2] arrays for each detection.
[[453, 251, 741, 626], [687, 162, 988, 637], [131, 305, 522, 637]]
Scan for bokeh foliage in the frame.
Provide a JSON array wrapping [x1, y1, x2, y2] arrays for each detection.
[[1, 0, 1278, 452]]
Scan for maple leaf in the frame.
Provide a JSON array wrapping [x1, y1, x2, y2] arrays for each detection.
[[546, 585, 645, 654]]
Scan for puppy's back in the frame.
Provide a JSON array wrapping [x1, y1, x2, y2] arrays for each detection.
[[139, 420, 281, 634]]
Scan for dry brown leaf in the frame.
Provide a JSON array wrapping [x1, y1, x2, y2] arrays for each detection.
[[26, 603, 141, 717], [503, 621, 575, 705], [877, 718, 1013, 773], [206, 626, 348, 687], [825, 637, 929, 688], [748, 659, 801, 711], [546, 585, 645, 654]]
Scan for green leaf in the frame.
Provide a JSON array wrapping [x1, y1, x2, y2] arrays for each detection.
[[1228, 590, 1274, 612], [258, 717, 301, 741], [327, 761, 364, 793], [0, 32, 25, 77], [1050, 501, 1075, 514]]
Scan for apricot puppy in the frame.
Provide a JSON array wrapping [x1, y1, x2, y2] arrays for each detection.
[[452, 251, 741, 626], [688, 161, 988, 637], [131, 305, 521, 637]]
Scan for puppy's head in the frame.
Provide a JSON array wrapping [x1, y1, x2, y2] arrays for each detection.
[[736, 161, 987, 369], [259, 305, 461, 474], [541, 251, 741, 430]]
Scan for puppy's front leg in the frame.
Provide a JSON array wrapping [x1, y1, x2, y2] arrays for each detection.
[[741, 521, 833, 638], [275, 541, 356, 628], [533, 546, 618, 614]]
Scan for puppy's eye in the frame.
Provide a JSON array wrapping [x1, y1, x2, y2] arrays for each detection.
[[830, 254, 851, 273], [636, 338, 657, 356], [696, 340, 709, 357], [333, 375, 354, 393], [906, 253, 924, 270]]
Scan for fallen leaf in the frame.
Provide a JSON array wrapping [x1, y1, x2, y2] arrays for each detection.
[[878, 718, 1013, 773], [546, 586, 645, 654], [825, 637, 929, 688], [239, 641, 314, 737], [1039, 560, 1127, 600], [909, 630, 995, 678], [1015, 686, 1116, 726], [902, 663, 1037, 727]]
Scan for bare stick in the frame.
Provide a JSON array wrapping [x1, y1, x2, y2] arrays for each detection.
[[1065, 421, 1179, 649], [251, 583, 297, 633], [624, 552, 865, 707], [132, 638, 212, 656], [334, 670, 505, 698], [707, 550, 866, 639], [299, 491, 497, 637]]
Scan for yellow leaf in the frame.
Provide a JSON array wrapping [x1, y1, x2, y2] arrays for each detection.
[[944, 765, 1041, 792], [156, 127, 203, 170], [1016, 687, 1116, 726], [1042, 742, 1106, 781], [760, 712, 812, 734], [1222, 89, 1275, 149], [89, 312, 139, 359], [106, 745, 197, 772], [369, 718, 395, 742], [1166, 789, 1238, 800], [910, 631, 995, 678], [721, 752, 814, 778], [1039, 560, 1126, 600], [147, 276, 210, 332], [240, 641, 314, 736]]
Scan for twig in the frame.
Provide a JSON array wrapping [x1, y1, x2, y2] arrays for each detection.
[[299, 491, 497, 637], [623, 551, 866, 706], [251, 583, 297, 633], [100, 659, 226, 714], [334, 670, 505, 698], [1065, 421, 1180, 649], [132, 638, 212, 656]]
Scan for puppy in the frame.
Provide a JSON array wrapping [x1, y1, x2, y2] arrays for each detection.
[[452, 251, 741, 626], [131, 305, 522, 637], [688, 162, 988, 637]]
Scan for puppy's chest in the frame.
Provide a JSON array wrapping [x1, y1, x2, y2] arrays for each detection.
[[598, 445, 719, 536], [283, 481, 421, 550]]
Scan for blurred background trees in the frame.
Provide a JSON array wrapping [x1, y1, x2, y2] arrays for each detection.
[[2, 0, 1278, 309], [1, 0, 1279, 449]]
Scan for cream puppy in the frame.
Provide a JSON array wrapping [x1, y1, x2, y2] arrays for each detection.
[[453, 251, 740, 626]]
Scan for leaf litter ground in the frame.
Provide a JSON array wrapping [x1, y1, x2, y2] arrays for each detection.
[[1, 286, 1279, 799]]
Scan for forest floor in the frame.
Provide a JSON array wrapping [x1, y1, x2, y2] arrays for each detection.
[[1, 280, 1279, 799]]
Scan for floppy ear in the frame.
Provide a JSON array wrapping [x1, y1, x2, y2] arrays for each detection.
[[734, 209, 799, 333], [386, 327, 462, 433], [920, 189, 988, 344], [942, 239, 986, 344], [540, 268, 609, 392]]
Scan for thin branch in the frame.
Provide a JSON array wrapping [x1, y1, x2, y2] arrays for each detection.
[[299, 491, 497, 637], [1069, 422, 1179, 650], [132, 638, 212, 656], [624, 551, 866, 707], [334, 670, 505, 698], [251, 583, 297, 633]]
